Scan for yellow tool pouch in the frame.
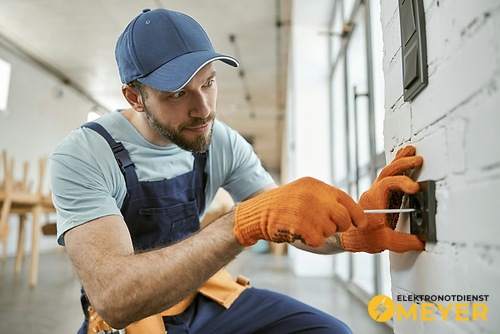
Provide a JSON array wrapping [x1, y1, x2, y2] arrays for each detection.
[[198, 267, 250, 309], [87, 306, 165, 334], [124, 314, 166, 334], [88, 305, 114, 333], [162, 267, 250, 316]]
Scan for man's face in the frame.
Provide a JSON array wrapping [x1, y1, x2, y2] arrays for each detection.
[[140, 63, 218, 153]]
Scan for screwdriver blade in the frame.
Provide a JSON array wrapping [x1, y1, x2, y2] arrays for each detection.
[[364, 208, 416, 214]]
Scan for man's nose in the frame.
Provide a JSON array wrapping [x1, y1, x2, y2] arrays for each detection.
[[189, 92, 211, 119]]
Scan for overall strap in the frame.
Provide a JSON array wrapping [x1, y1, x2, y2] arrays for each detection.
[[81, 121, 139, 186], [192, 151, 209, 214], [192, 151, 208, 172]]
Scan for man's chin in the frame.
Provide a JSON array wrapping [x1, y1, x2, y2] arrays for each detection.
[[177, 132, 212, 153]]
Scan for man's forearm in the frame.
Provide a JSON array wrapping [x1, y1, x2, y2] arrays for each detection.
[[291, 233, 345, 255], [68, 210, 244, 329]]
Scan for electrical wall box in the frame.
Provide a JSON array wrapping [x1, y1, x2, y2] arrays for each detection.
[[398, 0, 428, 101], [409, 180, 437, 242]]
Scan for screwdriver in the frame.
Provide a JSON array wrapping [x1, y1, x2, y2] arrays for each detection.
[[364, 208, 416, 214]]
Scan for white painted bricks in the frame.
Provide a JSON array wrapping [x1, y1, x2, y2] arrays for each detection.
[[382, 0, 500, 333]]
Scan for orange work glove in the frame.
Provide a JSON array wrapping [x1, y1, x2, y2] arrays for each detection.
[[233, 177, 367, 248], [340, 145, 425, 253]]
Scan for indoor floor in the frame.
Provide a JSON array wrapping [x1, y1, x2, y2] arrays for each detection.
[[0, 249, 392, 333]]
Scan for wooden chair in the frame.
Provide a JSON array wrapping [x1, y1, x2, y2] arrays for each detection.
[[0, 150, 56, 286], [0, 150, 14, 263]]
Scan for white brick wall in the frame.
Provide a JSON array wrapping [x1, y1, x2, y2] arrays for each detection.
[[381, 0, 500, 332]]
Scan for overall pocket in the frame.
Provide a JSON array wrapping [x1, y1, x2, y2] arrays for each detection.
[[137, 200, 200, 249]]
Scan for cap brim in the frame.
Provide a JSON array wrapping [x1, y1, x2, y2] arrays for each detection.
[[137, 51, 239, 92]]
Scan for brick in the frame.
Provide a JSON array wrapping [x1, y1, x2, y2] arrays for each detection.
[[384, 56, 404, 110], [465, 89, 500, 171], [391, 245, 466, 295], [436, 0, 499, 39], [495, 9, 500, 70], [380, 0, 398, 30], [384, 101, 412, 150], [382, 8, 402, 73], [446, 117, 468, 174], [439, 176, 500, 244], [411, 13, 498, 133], [411, 127, 448, 181], [423, 0, 498, 73]]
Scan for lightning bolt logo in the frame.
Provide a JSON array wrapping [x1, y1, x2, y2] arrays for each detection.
[[374, 297, 390, 319], [368, 295, 396, 322]]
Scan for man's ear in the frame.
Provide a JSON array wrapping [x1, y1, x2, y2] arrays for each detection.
[[122, 84, 145, 112]]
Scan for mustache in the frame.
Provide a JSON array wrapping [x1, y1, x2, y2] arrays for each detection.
[[181, 113, 216, 129]]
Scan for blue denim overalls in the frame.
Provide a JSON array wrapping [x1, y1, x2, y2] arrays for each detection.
[[76, 121, 207, 333], [75, 121, 352, 334]]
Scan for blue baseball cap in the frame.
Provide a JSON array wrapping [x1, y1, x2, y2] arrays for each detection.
[[115, 8, 239, 92]]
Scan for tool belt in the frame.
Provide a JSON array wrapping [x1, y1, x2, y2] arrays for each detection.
[[87, 268, 250, 334]]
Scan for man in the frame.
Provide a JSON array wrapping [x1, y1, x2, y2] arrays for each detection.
[[50, 8, 425, 334]]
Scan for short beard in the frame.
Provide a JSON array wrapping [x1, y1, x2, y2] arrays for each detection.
[[143, 103, 215, 153]]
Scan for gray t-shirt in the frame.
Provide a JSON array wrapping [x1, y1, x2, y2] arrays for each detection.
[[50, 111, 274, 245]]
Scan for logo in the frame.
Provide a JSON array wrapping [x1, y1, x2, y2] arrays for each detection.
[[368, 294, 489, 322], [368, 295, 395, 322]]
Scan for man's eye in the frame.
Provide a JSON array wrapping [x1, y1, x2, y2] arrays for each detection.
[[205, 79, 214, 86], [172, 91, 185, 98]]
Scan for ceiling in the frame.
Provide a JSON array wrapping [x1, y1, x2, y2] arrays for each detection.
[[0, 0, 291, 173]]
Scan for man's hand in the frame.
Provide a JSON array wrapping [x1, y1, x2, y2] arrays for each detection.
[[340, 145, 425, 253], [233, 177, 367, 248]]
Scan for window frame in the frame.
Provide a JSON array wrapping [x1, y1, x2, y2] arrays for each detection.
[[328, 0, 392, 326]]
